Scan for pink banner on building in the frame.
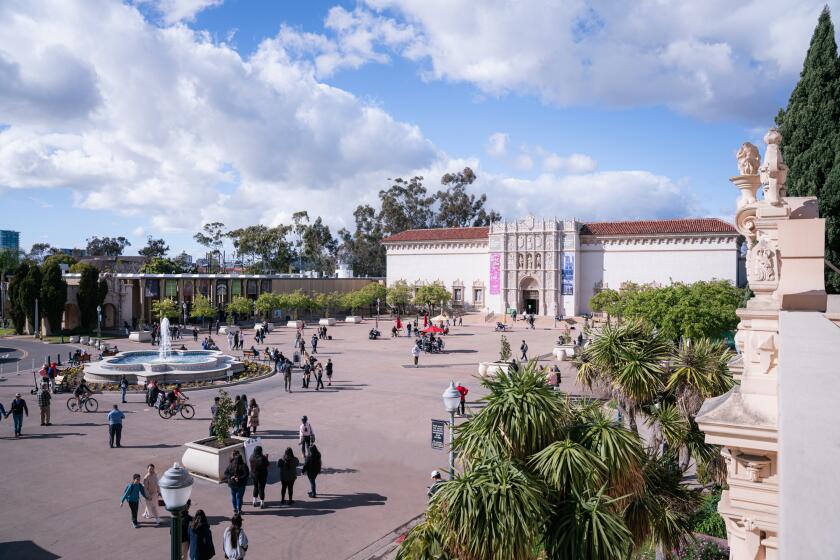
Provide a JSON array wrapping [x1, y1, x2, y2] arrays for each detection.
[[489, 253, 501, 295]]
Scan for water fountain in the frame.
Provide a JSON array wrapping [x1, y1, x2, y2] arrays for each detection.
[[159, 316, 172, 362]]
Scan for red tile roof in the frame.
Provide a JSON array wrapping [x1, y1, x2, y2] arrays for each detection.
[[382, 218, 736, 243], [383, 226, 490, 243], [579, 218, 736, 236]]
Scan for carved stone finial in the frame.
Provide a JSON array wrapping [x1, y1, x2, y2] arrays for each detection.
[[737, 142, 760, 175], [759, 127, 788, 205]]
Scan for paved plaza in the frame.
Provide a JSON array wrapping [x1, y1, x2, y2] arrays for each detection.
[[0, 316, 584, 559]]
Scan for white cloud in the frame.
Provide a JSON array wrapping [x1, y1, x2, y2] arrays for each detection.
[[486, 132, 508, 157], [153, 0, 223, 24], [132, 226, 146, 237], [514, 152, 534, 171], [358, 0, 827, 120], [540, 151, 597, 174]]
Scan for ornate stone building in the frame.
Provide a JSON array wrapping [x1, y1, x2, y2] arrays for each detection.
[[383, 215, 743, 316]]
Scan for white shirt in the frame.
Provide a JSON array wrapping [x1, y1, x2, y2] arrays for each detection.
[[222, 527, 249, 559], [300, 422, 314, 438]]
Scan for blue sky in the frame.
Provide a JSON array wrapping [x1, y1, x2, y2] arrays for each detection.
[[0, 0, 833, 256]]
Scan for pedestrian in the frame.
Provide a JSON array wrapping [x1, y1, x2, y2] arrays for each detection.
[[193, 327, 198, 342], [283, 359, 293, 393], [173, 499, 193, 559], [8, 393, 28, 437], [577, 332, 584, 347], [302, 444, 322, 498], [411, 343, 420, 367], [456, 382, 469, 416], [142, 464, 161, 525], [188, 509, 215, 560], [225, 450, 250, 515], [302, 361, 311, 389], [458, 316, 463, 327], [233, 395, 245, 432], [278, 447, 300, 505], [325, 358, 333, 386], [427, 470, 444, 499], [311, 334, 318, 353], [520, 340, 528, 361], [120, 473, 149, 528], [249, 445, 269, 509], [223, 514, 249, 560], [299, 415, 315, 457], [108, 403, 125, 448], [37, 382, 52, 426], [119, 375, 129, 403], [314, 364, 324, 391], [247, 398, 260, 435]]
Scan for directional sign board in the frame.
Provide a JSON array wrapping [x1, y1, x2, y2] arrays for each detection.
[[431, 419, 446, 450]]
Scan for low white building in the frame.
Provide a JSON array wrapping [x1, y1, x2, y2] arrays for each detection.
[[383, 216, 743, 316]]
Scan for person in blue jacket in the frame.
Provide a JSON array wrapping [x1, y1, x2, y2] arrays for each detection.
[[120, 473, 149, 528]]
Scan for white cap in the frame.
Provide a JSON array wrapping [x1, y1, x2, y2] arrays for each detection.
[[430, 470, 441, 478]]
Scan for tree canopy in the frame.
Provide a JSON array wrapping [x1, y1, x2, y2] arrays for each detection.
[[413, 281, 452, 308], [85, 236, 131, 257], [151, 297, 180, 320], [40, 262, 67, 334], [190, 294, 216, 321], [76, 265, 108, 330], [138, 236, 169, 259]]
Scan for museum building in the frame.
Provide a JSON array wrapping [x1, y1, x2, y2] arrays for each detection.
[[383, 216, 744, 317]]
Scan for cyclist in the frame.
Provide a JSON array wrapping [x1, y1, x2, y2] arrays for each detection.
[[167, 384, 187, 413], [74, 379, 92, 409]]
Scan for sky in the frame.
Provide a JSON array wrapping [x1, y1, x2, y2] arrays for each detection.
[[0, 0, 836, 257]]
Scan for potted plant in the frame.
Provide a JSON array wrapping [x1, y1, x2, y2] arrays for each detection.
[[478, 335, 516, 377], [342, 290, 363, 323], [315, 292, 338, 326], [553, 332, 578, 361], [181, 389, 247, 482]]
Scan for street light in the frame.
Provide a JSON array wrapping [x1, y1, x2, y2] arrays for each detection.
[[442, 381, 461, 480], [96, 304, 102, 342], [376, 298, 380, 330], [182, 302, 187, 327], [159, 462, 194, 560]]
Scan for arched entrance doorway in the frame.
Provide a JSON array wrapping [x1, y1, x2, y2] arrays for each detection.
[[63, 303, 81, 330], [519, 277, 540, 315], [103, 303, 118, 328]]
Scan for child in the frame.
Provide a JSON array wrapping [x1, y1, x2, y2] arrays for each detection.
[[120, 473, 149, 528]]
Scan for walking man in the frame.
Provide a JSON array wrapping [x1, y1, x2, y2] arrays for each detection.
[[314, 365, 324, 391], [38, 382, 52, 426], [119, 375, 129, 404], [8, 393, 28, 437], [108, 403, 125, 448], [311, 334, 318, 354], [283, 360, 293, 393], [234, 395, 246, 432], [455, 382, 468, 416], [411, 343, 420, 368], [325, 358, 333, 386], [520, 340, 528, 361], [299, 415, 314, 457]]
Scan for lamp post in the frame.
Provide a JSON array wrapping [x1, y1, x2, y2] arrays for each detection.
[[442, 381, 461, 480], [96, 304, 102, 342], [375, 298, 380, 330], [159, 462, 194, 560], [182, 302, 187, 327]]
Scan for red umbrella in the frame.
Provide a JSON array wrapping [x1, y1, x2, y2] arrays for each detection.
[[422, 326, 445, 334]]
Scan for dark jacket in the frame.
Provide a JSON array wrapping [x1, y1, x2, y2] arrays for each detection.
[[188, 522, 215, 560], [278, 456, 299, 482], [179, 512, 192, 544], [250, 454, 269, 481], [9, 398, 28, 415], [224, 460, 249, 489], [302, 452, 321, 479]]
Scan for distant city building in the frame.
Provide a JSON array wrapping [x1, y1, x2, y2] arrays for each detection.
[[56, 248, 88, 257], [174, 251, 193, 264], [0, 230, 20, 253]]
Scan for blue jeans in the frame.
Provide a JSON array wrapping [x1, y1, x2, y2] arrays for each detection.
[[308, 474, 317, 496], [12, 412, 23, 434], [230, 486, 245, 512], [120, 387, 127, 402]]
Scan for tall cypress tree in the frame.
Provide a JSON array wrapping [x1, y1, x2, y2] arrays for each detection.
[[776, 6, 840, 291]]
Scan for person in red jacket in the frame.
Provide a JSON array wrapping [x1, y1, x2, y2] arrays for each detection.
[[455, 382, 468, 416]]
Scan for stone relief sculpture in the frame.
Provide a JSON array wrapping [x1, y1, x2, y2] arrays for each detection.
[[535, 254, 541, 269], [517, 254, 523, 268], [526, 253, 533, 269], [736, 142, 760, 175], [759, 128, 788, 204], [749, 239, 777, 283]]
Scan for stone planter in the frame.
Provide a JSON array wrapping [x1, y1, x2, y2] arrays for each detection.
[[553, 344, 577, 361], [286, 320, 305, 329], [319, 318, 337, 326], [181, 436, 248, 483], [129, 331, 151, 343], [80, 336, 90, 345], [478, 361, 514, 377], [218, 325, 241, 335], [344, 316, 363, 324], [69, 336, 80, 343]]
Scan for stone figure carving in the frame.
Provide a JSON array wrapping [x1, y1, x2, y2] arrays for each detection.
[[750, 240, 776, 282], [517, 254, 523, 268], [518, 237, 525, 249], [526, 253, 533, 269], [736, 142, 760, 175], [535, 254, 541, 269], [526, 236, 533, 249], [759, 128, 788, 205]]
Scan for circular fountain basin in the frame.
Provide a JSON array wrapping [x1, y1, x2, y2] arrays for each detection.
[[84, 350, 243, 384]]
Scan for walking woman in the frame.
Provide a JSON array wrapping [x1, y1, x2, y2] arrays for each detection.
[[223, 514, 249, 560], [120, 473, 149, 528], [314, 364, 324, 391], [246, 398, 260, 435], [302, 444, 322, 498], [278, 447, 300, 505], [250, 445, 269, 509], [188, 509, 215, 560], [142, 464, 161, 525], [224, 450, 250, 515]]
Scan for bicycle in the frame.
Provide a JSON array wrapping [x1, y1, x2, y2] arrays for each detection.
[[159, 401, 195, 420], [67, 394, 99, 413]]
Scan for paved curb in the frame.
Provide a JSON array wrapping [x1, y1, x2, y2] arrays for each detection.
[[344, 513, 424, 560], [94, 368, 278, 394]]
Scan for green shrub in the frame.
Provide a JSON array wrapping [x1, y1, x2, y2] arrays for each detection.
[[675, 539, 729, 560], [691, 487, 727, 539]]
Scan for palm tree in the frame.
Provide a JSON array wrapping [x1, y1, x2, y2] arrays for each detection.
[[398, 361, 697, 560]]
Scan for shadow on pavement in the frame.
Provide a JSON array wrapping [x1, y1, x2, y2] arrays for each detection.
[[445, 349, 479, 354], [0, 541, 61, 560], [0, 432, 86, 440], [320, 467, 358, 475], [246, 492, 387, 518], [256, 429, 297, 440], [117, 443, 182, 449]]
